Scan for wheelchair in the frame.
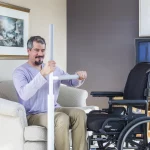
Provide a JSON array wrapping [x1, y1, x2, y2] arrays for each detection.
[[87, 62, 150, 150]]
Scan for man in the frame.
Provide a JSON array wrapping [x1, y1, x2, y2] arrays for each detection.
[[13, 36, 87, 150]]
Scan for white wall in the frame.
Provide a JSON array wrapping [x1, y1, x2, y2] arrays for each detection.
[[0, 0, 67, 80], [139, 0, 150, 36]]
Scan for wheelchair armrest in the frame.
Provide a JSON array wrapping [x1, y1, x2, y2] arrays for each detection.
[[90, 91, 123, 98], [109, 100, 148, 105]]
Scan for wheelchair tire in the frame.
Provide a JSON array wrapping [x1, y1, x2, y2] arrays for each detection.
[[117, 116, 150, 150]]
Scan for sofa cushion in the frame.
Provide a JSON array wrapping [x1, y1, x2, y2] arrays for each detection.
[[77, 106, 99, 113], [58, 85, 88, 107], [24, 141, 47, 150], [24, 126, 47, 142], [0, 98, 27, 127], [0, 115, 25, 150], [0, 80, 18, 102]]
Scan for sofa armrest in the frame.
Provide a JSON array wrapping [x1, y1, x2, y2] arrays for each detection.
[[73, 106, 99, 113], [0, 98, 27, 127], [58, 85, 88, 107], [63, 106, 99, 113]]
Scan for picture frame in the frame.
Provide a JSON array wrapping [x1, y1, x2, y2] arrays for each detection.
[[0, 1, 30, 59]]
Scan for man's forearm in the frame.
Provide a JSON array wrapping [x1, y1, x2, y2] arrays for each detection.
[[13, 72, 47, 101]]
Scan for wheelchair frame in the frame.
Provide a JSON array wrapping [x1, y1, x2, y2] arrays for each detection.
[[87, 92, 150, 150]]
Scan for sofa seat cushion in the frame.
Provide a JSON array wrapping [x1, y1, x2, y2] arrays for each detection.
[[24, 126, 47, 142], [78, 106, 99, 113], [67, 106, 99, 114], [24, 141, 47, 150]]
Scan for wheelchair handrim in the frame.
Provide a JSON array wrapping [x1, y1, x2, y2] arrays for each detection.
[[120, 118, 150, 150]]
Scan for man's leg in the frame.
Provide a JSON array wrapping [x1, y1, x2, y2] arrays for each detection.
[[27, 113, 48, 128], [54, 112, 70, 150], [55, 108, 87, 150], [27, 112, 70, 150]]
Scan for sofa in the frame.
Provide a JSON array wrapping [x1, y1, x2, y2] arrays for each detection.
[[0, 80, 99, 150]]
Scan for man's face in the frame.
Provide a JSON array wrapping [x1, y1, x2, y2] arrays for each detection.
[[28, 41, 46, 66]]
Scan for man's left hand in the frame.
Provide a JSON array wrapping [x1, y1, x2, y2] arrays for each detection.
[[76, 71, 87, 80]]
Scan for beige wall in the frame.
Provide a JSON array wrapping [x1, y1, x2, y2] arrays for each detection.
[[0, 0, 66, 80]]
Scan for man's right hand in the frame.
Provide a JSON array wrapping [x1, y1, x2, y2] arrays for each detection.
[[40, 61, 56, 77]]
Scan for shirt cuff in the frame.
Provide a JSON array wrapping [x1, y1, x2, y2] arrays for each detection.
[[72, 79, 85, 87]]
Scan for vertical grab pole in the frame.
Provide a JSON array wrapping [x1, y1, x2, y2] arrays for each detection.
[[48, 24, 54, 150]]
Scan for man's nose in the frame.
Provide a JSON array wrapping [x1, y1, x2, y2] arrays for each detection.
[[38, 51, 44, 56]]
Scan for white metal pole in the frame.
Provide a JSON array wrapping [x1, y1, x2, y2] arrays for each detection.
[[47, 24, 79, 150], [48, 24, 54, 150]]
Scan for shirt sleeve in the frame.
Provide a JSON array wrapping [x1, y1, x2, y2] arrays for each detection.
[[58, 67, 84, 87], [13, 68, 47, 101]]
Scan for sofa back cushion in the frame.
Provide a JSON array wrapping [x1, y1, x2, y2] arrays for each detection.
[[0, 80, 88, 107], [58, 85, 87, 107], [0, 80, 18, 102]]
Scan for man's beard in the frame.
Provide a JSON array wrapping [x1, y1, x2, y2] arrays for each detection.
[[34, 56, 44, 65]]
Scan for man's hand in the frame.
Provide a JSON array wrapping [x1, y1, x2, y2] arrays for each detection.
[[76, 71, 87, 80], [40, 61, 56, 77]]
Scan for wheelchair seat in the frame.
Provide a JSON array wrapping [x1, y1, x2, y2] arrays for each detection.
[[87, 62, 150, 150], [87, 107, 126, 132]]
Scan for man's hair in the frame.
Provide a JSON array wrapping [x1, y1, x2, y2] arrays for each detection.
[[27, 36, 46, 50]]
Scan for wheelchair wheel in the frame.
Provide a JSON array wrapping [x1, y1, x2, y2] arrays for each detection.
[[117, 117, 150, 150]]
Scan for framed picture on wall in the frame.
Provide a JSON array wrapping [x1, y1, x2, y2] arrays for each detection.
[[0, 1, 30, 59]]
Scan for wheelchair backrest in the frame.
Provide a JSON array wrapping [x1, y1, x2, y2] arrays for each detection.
[[124, 62, 150, 106]]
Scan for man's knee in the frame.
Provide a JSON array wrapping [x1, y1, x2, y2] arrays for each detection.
[[70, 108, 87, 121], [27, 113, 48, 128], [55, 112, 69, 128]]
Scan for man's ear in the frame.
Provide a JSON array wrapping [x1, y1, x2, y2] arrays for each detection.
[[27, 49, 31, 54]]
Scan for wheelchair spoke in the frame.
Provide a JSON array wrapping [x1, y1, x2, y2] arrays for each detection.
[[117, 117, 150, 150]]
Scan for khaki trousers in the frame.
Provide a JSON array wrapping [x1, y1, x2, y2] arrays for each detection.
[[27, 108, 87, 150]]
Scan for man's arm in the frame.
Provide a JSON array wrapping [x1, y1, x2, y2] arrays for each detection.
[[13, 61, 56, 101], [13, 69, 47, 101], [59, 68, 87, 87]]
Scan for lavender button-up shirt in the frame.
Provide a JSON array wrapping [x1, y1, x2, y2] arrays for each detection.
[[13, 63, 83, 115]]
